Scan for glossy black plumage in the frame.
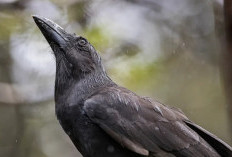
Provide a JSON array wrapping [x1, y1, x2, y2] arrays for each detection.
[[33, 15, 232, 157]]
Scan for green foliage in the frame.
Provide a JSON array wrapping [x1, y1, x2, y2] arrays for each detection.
[[0, 15, 20, 40], [83, 26, 112, 52], [110, 61, 161, 94]]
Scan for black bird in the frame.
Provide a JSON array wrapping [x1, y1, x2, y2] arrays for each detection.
[[33, 15, 232, 157]]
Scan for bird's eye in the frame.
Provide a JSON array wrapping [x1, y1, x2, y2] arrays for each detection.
[[78, 39, 87, 46]]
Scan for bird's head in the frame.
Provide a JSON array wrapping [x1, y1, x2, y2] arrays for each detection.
[[33, 15, 103, 80]]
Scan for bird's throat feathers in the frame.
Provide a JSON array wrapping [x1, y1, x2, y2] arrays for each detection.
[[54, 65, 113, 103]]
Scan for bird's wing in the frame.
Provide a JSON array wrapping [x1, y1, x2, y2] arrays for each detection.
[[83, 87, 220, 156], [184, 120, 232, 157]]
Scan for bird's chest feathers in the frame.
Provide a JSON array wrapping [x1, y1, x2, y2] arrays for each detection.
[[56, 100, 91, 132], [56, 103, 97, 150]]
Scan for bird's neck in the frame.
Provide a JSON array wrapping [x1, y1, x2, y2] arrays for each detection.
[[54, 69, 114, 105]]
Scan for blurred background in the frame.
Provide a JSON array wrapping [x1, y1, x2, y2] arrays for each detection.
[[0, 0, 231, 157]]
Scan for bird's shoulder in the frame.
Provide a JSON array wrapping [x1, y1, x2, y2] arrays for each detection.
[[85, 85, 188, 122]]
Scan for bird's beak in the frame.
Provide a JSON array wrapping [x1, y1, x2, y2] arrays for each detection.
[[32, 15, 69, 47]]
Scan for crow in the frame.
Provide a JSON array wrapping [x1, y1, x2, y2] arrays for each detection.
[[33, 15, 232, 157]]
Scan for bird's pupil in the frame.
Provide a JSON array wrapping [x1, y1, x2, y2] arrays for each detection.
[[79, 39, 86, 45]]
